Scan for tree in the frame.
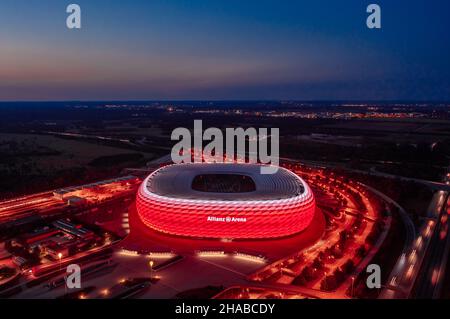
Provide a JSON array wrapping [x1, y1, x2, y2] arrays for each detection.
[[321, 275, 338, 291], [342, 259, 356, 274], [356, 245, 367, 258], [313, 257, 324, 270]]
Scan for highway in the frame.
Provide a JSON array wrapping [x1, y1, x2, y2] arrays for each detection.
[[433, 196, 450, 297], [376, 187, 417, 299], [380, 167, 450, 299], [378, 191, 447, 299], [412, 171, 450, 298]]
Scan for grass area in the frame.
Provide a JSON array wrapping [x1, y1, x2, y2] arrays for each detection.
[[0, 133, 153, 173]]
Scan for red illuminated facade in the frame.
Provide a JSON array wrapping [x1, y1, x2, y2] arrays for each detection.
[[136, 164, 316, 239]]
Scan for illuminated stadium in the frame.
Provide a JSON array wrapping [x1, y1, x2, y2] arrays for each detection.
[[136, 163, 316, 239]]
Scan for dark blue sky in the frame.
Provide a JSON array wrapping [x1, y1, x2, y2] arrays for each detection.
[[0, 0, 449, 101]]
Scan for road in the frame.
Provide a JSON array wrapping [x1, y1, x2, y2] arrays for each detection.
[[432, 196, 450, 298], [412, 171, 450, 298], [373, 186, 417, 299], [379, 191, 445, 298]]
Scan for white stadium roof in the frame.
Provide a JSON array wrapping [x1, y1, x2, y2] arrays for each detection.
[[144, 163, 307, 201]]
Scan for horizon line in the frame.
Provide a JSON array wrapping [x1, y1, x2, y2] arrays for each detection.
[[0, 99, 449, 104]]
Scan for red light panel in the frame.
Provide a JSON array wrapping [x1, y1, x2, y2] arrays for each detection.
[[136, 171, 315, 239]]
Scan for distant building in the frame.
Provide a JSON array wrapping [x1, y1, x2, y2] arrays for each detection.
[[19, 228, 60, 246], [53, 220, 95, 241], [66, 196, 87, 207], [12, 256, 28, 268], [53, 175, 139, 200], [44, 242, 69, 260]]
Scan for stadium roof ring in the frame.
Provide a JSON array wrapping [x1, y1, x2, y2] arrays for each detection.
[[136, 163, 316, 239]]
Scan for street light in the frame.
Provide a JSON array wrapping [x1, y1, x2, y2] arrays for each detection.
[[149, 260, 154, 279], [101, 289, 110, 297], [351, 276, 355, 298], [58, 253, 63, 271], [57, 253, 66, 295]]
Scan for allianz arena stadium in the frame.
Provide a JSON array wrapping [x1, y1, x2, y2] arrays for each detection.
[[136, 163, 316, 239]]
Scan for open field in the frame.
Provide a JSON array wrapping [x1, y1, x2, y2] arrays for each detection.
[[0, 133, 154, 172], [0, 133, 157, 198]]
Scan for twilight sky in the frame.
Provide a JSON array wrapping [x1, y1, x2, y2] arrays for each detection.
[[0, 0, 449, 101]]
